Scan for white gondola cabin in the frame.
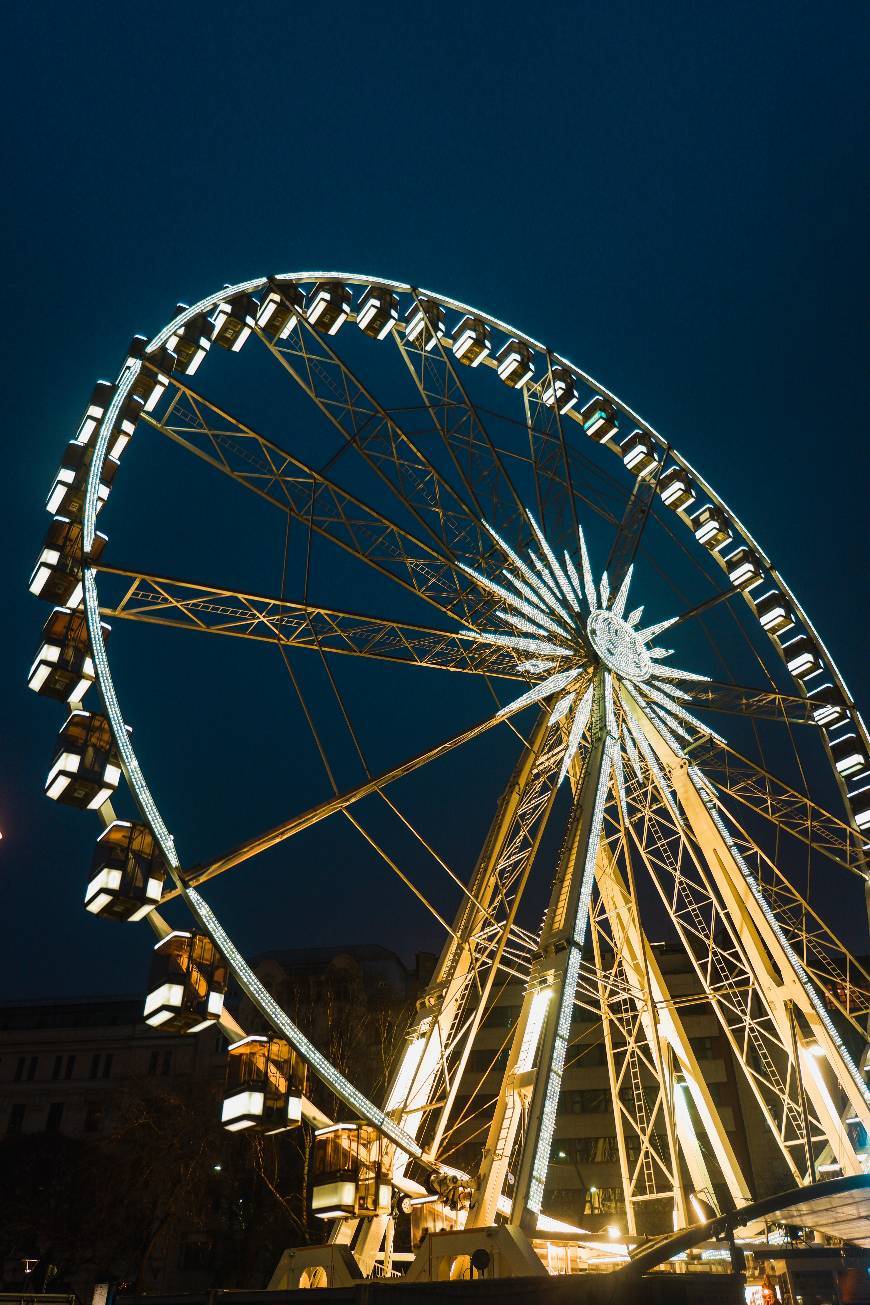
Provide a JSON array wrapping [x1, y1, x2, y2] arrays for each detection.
[[85, 820, 167, 921], [693, 505, 732, 551], [356, 285, 399, 340], [28, 606, 106, 703], [29, 519, 107, 608], [621, 430, 659, 476], [257, 282, 305, 340], [451, 315, 490, 367], [580, 395, 618, 442], [753, 588, 794, 635], [143, 931, 227, 1033], [307, 282, 351, 336], [726, 546, 764, 591], [495, 339, 534, 388], [212, 293, 259, 352], [167, 307, 213, 375], [45, 711, 122, 810], [404, 298, 445, 352], [222, 1035, 305, 1133], [46, 441, 118, 518], [312, 1122, 390, 1219], [781, 634, 822, 680], [657, 465, 696, 511], [541, 366, 577, 414]]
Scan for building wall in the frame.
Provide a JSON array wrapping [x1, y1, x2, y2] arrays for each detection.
[[0, 996, 225, 1141]]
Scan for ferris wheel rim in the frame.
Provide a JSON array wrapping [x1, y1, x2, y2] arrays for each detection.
[[72, 270, 867, 1179]]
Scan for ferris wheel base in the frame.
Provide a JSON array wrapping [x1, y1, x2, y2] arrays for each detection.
[[269, 1225, 546, 1289]]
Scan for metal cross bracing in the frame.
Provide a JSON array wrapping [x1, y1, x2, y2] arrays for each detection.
[[721, 817, 870, 1035], [619, 707, 870, 1179], [685, 735, 869, 879], [589, 832, 753, 1221], [378, 714, 568, 1156], [618, 756, 828, 1181], [588, 816, 688, 1233]]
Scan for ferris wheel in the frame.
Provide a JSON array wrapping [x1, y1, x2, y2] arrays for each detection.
[[29, 272, 870, 1282]]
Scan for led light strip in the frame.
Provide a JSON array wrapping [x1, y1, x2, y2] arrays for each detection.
[[526, 683, 618, 1213]]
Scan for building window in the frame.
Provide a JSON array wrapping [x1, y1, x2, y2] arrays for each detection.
[[555, 1136, 619, 1164], [46, 1103, 64, 1134], [468, 1047, 509, 1073], [484, 1005, 521, 1029], [51, 1055, 62, 1082], [548, 1187, 583, 1213], [575, 1041, 608, 1066], [90, 1053, 100, 1079], [584, 1185, 625, 1215], [84, 1101, 103, 1134], [561, 1088, 610, 1114], [102, 1053, 113, 1080], [14, 1057, 24, 1083], [162, 1050, 172, 1076], [690, 1036, 716, 1060], [64, 1054, 76, 1080], [148, 1049, 159, 1075], [26, 1056, 38, 1082], [7, 1104, 25, 1135]]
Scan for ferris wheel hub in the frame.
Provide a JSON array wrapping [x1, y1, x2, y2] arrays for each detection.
[[587, 609, 652, 682]]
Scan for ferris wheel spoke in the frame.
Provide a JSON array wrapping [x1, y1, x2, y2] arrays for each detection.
[[603, 462, 663, 598], [522, 360, 578, 544], [254, 301, 505, 599], [673, 680, 825, 725], [667, 585, 743, 630], [142, 370, 484, 626], [684, 735, 867, 878], [165, 696, 538, 899], [391, 293, 534, 547], [94, 565, 523, 679], [619, 757, 824, 1182], [628, 706, 870, 1160]]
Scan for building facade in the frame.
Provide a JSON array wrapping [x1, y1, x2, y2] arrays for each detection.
[[0, 940, 826, 1288]]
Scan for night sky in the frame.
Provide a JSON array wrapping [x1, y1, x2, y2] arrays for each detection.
[[3, 2, 868, 1001]]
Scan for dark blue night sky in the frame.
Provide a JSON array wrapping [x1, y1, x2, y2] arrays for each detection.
[[3, 2, 868, 999]]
